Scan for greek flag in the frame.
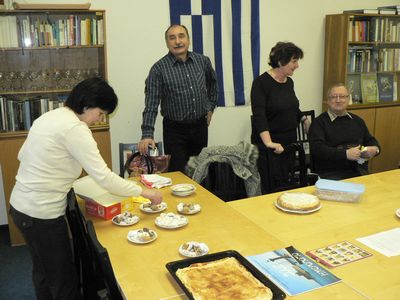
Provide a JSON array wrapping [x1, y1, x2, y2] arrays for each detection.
[[169, 0, 260, 107]]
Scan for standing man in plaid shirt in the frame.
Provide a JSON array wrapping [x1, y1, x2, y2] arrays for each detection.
[[139, 24, 218, 173]]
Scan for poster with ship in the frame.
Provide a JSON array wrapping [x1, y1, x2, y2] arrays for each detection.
[[247, 246, 341, 296]]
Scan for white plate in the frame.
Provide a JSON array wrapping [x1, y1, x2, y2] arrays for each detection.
[[112, 212, 140, 226], [176, 203, 201, 215], [179, 241, 209, 257], [274, 200, 322, 214], [396, 208, 400, 218], [139, 202, 167, 214], [171, 184, 196, 197], [155, 213, 188, 229], [127, 229, 157, 244]]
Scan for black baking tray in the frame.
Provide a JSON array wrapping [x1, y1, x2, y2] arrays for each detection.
[[166, 249, 286, 300]]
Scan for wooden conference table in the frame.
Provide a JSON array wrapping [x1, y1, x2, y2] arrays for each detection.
[[229, 169, 400, 300], [86, 171, 378, 300]]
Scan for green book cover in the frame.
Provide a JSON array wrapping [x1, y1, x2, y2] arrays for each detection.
[[361, 73, 378, 103]]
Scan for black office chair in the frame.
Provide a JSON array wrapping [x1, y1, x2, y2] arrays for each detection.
[[66, 188, 102, 299], [296, 110, 315, 172], [266, 143, 308, 193], [86, 219, 124, 300], [200, 162, 248, 202], [118, 141, 164, 177]]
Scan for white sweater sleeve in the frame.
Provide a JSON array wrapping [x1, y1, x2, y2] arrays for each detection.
[[64, 124, 142, 197]]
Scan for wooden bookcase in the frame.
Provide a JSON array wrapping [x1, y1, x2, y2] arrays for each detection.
[[0, 9, 112, 246], [323, 13, 400, 173]]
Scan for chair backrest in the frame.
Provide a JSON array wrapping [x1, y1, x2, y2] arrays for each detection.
[[66, 188, 101, 299], [200, 162, 248, 202], [266, 143, 308, 193], [86, 219, 124, 300], [118, 142, 163, 177], [296, 110, 315, 155]]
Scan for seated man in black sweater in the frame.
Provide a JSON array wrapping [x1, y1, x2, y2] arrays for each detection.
[[309, 83, 380, 179]]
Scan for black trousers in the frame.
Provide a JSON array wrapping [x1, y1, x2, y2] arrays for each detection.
[[10, 206, 80, 300], [253, 130, 297, 194], [163, 117, 208, 173]]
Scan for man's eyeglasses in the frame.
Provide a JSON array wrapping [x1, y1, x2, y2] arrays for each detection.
[[328, 94, 349, 100]]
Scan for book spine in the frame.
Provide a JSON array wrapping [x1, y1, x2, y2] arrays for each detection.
[[80, 19, 86, 46]]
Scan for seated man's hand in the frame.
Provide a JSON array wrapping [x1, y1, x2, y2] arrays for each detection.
[[138, 138, 155, 155], [360, 146, 379, 159], [346, 146, 361, 161]]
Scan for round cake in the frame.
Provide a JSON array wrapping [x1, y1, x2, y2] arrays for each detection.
[[277, 192, 320, 211]]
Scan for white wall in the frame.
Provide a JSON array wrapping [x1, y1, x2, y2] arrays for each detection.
[[20, 0, 397, 173]]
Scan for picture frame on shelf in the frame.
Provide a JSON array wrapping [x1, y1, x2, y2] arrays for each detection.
[[346, 74, 362, 104], [377, 73, 394, 102]]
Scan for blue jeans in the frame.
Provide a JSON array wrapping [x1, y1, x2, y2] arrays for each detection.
[[10, 206, 80, 300]]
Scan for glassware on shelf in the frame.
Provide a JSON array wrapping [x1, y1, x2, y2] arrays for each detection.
[[52, 69, 63, 89], [40, 70, 51, 90], [62, 69, 73, 89], [0, 72, 5, 91], [72, 69, 83, 87], [28, 71, 40, 90], [90, 68, 100, 78], [16, 71, 29, 91], [5, 71, 16, 91]]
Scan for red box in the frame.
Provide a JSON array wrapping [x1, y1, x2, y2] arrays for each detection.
[[84, 198, 121, 220]]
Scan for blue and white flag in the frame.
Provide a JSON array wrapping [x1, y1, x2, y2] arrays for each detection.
[[169, 0, 260, 107]]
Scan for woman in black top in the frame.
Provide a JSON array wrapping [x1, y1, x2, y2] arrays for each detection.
[[251, 42, 309, 193]]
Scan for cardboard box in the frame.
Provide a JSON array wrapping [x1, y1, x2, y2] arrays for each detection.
[[83, 197, 121, 220], [73, 176, 125, 220]]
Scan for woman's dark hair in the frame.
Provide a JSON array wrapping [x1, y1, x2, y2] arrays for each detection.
[[66, 77, 118, 114], [268, 42, 304, 68]]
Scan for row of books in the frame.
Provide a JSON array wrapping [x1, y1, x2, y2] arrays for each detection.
[[346, 72, 398, 104], [0, 14, 104, 48], [348, 17, 400, 43], [0, 96, 66, 132], [348, 48, 400, 73], [344, 5, 400, 15], [0, 16, 18, 47]]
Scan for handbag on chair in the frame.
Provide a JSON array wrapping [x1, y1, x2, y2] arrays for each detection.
[[119, 150, 171, 178]]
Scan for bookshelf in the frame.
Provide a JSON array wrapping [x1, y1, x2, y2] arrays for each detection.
[[0, 9, 112, 246], [323, 13, 400, 173]]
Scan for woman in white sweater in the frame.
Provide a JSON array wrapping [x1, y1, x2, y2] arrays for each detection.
[[9, 77, 162, 300]]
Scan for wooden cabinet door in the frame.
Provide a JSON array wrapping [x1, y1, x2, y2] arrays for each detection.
[[373, 106, 400, 172], [0, 136, 26, 246], [348, 108, 376, 133], [348, 108, 377, 172]]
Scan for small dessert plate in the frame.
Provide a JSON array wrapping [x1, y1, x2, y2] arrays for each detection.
[[112, 212, 139, 226], [139, 202, 167, 214], [155, 213, 188, 229], [179, 241, 209, 257], [177, 203, 201, 215], [127, 228, 157, 244]]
